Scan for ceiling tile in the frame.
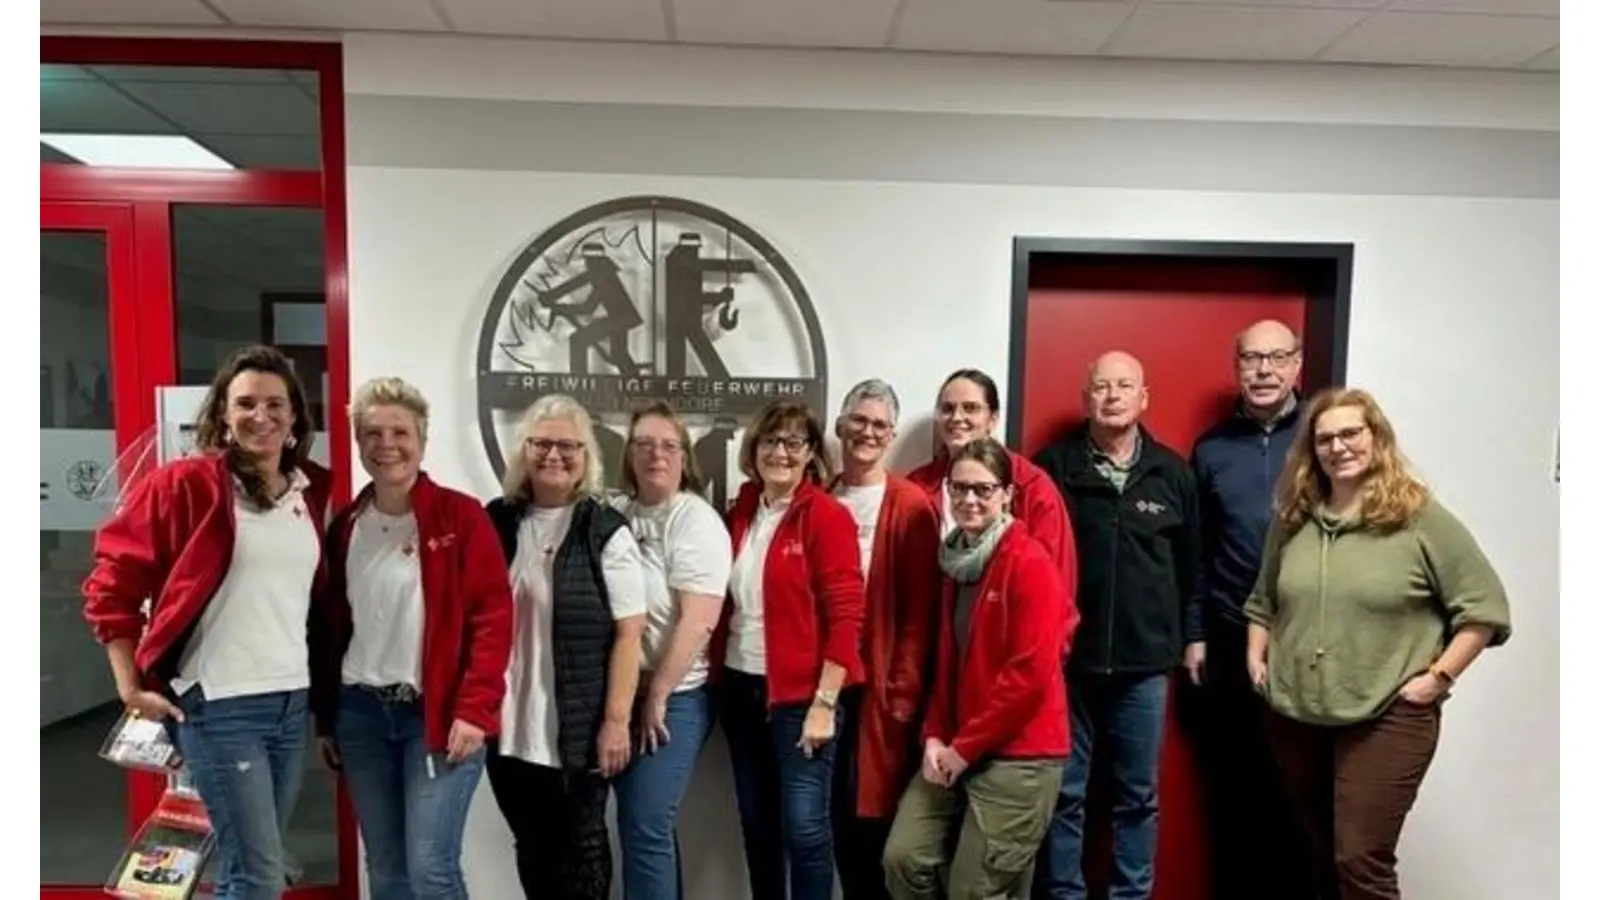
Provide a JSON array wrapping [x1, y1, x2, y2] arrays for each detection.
[[894, 0, 1132, 56], [41, 0, 224, 25], [209, 0, 447, 31], [41, 65, 95, 82], [117, 82, 319, 136], [439, 0, 669, 42], [40, 142, 81, 165], [1523, 44, 1558, 70], [88, 65, 303, 86], [1321, 11, 1558, 67], [1388, 1, 1557, 16], [1106, 5, 1366, 62], [41, 80, 175, 134], [675, 0, 899, 49], [199, 133, 323, 169]]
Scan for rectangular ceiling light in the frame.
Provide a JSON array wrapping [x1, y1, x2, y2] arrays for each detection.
[[40, 133, 235, 170]]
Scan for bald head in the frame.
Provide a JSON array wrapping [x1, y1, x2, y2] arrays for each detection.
[[1234, 319, 1303, 414], [1083, 350, 1148, 431], [1085, 350, 1145, 389], [1236, 319, 1298, 355]]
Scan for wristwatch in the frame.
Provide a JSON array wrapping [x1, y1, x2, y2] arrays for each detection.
[[813, 687, 839, 709], [1428, 664, 1457, 687]]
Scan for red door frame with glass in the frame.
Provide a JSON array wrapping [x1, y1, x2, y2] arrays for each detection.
[[40, 35, 355, 900]]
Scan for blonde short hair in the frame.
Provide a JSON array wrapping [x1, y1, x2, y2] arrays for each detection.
[[502, 393, 605, 501], [349, 376, 430, 442]]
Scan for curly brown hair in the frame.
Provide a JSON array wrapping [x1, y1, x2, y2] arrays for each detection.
[[1275, 387, 1429, 533]]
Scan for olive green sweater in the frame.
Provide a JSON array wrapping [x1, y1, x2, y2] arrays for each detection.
[[1243, 498, 1512, 726]]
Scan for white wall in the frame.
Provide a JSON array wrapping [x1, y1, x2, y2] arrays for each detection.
[[343, 34, 1558, 900]]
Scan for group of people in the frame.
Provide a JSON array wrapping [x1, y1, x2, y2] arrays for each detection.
[[80, 316, 1513, 900]]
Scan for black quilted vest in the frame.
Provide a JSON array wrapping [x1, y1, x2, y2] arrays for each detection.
[[486, 495, 627, 773]]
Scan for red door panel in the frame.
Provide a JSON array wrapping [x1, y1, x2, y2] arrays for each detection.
[[1019, 260, 1307, 900]]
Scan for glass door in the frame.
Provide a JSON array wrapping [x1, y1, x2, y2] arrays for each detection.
[[39, 201, 163, 894], [41, 39, 355, 899]]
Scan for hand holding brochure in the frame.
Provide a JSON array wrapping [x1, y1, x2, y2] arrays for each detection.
[[98, 708, 183, 773]]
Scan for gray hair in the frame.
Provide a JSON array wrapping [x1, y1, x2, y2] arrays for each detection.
[[501, 393, 606, 501], [349, 376, 430, 442], [837, 378, 901, 428]]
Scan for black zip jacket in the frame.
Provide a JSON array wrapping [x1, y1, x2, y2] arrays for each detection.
[[1034, 425, 1201, 676]]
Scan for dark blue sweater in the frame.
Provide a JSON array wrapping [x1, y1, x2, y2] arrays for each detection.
[[1189, 398, 1302, 626]]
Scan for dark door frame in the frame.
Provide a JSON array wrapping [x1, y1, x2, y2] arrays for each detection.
[[1005, 237, 1355, 447]]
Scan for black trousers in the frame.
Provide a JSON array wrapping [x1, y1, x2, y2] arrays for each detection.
[[832, 686, 893, 900], [1180, 616, 1325, 900], [486, 748, 611, 900]]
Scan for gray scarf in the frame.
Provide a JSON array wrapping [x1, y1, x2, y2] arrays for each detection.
[[939, 513, 1013, 584]]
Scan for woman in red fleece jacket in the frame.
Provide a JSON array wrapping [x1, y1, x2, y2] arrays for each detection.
[[81, 345, 330, 899], [309, 376, 513, 899], [905, 368, 1078, 605], [883, 437, 1077, 900], [714, 399, 867, 900]]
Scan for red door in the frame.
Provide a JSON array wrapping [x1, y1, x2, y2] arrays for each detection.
[[1017, 258, 1309, 900]]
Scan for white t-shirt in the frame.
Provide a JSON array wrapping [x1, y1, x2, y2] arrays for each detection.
[[172, 472, 320, 701], [612, 492, 733, 693], [499, 504, 648, 769], [340, 508, 424, 691], [727, 496, 789, 676], [834, 482, 887, 577]]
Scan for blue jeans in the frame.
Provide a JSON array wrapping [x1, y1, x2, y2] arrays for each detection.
[[613, 686, 714, 900], [335, 685, 485, 900], [1034, 673, 1169, 900], [173, 687, 308, 900], [720, 669, 840, 900]]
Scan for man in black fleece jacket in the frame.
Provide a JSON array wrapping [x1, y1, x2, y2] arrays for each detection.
[[1031, 350, 1200, 900]]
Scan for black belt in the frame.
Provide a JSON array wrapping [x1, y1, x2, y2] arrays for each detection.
[[356, 683, 420, 703]]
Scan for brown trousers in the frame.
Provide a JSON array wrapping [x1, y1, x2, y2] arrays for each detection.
[[1265, 700, 1441, 900]]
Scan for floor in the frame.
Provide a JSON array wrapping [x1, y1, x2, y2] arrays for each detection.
[[41, 700, 342, 888]]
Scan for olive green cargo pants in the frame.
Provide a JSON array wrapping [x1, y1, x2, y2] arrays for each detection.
[[882, 759, 1063, 900]]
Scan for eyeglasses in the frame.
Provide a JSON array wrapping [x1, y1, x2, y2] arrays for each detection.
[[844, 413, 893, 435], [629, 437, 683, 456], [946, 480, 1004, 501], [1314, 425, 1369, 451], [527, 437, 584, 458], [1236, 349, 1300, 369], [758, 435, 810, 455]]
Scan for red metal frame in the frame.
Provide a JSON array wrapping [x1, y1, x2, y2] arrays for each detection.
[[40, 167, 322, 206], [40, 36, 356, 900], [40, 203, 142, 460]]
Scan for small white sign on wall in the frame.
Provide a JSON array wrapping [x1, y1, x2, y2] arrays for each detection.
[[157, 385, 211, 465], [39, 429, 116, 532]]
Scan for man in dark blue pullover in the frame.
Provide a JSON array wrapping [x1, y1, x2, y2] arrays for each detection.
[[1188, 319, 1319, 900]]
